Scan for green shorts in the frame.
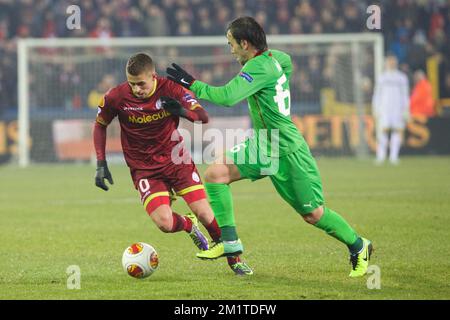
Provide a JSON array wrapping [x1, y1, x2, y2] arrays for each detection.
[[226, 138, 324, 215]]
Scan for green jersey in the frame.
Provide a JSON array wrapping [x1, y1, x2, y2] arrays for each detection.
[[190, 49, 305, 157]]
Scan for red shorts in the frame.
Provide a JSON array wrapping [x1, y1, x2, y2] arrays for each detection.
[[130, 162, 206, 214]]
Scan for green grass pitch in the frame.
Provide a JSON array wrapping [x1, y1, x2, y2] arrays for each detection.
[[0, 156, 449, 300]]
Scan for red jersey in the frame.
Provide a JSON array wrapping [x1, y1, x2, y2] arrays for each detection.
[[95, 77, 207, 170]]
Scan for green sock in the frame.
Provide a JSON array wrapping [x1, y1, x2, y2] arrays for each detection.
[[314, 207, 362, 253], [205, 182, 238, 241]]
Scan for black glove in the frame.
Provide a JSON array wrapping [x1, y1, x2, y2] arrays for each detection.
[[95, 160, 114, 191], [159, 96, 186, 117], [166, 63, 195, 89]]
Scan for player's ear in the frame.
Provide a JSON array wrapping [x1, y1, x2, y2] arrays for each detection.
[[240, 39, 249, 50]]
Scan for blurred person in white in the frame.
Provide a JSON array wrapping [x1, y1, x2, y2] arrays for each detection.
[[372, 54, 410, 165]]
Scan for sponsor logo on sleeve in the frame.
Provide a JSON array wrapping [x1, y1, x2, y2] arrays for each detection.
[[183, 93, 201, 110], [96, 116, 108, 126], [183, 93, 198, 105], [239, 72, 254, 83]]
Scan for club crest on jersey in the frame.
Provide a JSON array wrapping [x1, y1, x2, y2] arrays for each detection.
[[239, 72, 253, 83], [155, 99, 162, 110], [192, 172, 200, 183]]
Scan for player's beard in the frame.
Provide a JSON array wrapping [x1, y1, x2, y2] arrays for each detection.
[[235, 55, 247, 66], [235, 52, 249, 65]]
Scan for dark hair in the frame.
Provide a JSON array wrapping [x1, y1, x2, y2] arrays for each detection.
[[227, 16, 267, 51], [126, 53, 155, 76]]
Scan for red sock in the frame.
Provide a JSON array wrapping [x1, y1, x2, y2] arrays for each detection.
[[171, 213, 192, 233], [205, 218, 221, 243], [227, 255, 241, 265]]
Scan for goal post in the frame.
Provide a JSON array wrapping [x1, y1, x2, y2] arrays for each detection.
[[17, 33, 384, 167]]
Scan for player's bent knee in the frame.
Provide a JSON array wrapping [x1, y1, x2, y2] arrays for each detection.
[[188, 199, 214, 224], [204, 164, 229, 184], [157, 224, 172, 233], [205, 163, 241, 184], [153, 212, 173, 233], [146, 202, 172, 233], [302, 206, 324, 225]]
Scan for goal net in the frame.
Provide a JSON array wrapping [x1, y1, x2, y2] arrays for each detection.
[[17, 34, 383, 166]]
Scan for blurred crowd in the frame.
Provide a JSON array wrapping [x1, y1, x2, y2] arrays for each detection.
[[1, 0, 450, 114]]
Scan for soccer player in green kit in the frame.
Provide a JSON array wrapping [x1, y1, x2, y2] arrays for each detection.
[[167, 16, 373, 277]]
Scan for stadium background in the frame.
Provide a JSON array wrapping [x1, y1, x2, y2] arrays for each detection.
[[1, 0, 450, 163]]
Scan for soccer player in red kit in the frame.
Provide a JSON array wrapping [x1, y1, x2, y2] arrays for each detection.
[[93, 53, 251, 275]]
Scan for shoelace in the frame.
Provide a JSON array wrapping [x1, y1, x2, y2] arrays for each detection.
[[231, 262, 252, 274], [192, 236, 202, 247], [210, 242, 221, 248], [191, 229, 205, 246], [350, 254, 359, 270]]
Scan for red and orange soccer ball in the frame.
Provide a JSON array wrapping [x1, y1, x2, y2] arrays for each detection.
[[122, 242, 159, 279]]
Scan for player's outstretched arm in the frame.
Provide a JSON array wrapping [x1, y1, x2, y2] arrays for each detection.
[[93, 122, 114, 191], [166, 63, 195, 89], [167, 62, 266, 107]]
